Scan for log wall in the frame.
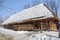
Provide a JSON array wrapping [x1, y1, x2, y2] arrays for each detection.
[[13, 24, 34, 31], [4, 19, 58, 31], [49, 21, 57, 31]]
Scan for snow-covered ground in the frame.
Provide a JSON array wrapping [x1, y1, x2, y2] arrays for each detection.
[[0, 27, 60, 40]]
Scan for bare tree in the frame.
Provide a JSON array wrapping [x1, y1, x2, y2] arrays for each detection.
[[32, 0, 40, 6], [0, 15, 4, 26], [46, 0, 55, 10], [45, 0, 59, 16], [54, 4, 59, 16], [0, 0, 4, 26], [23, 4, 30, 9], [0, 15, 4, 22]]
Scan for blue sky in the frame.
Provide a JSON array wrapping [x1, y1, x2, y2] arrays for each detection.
[[0, 0, 60, 20], [0, 0, 33, 20]]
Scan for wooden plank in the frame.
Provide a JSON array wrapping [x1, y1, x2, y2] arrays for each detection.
[[13, 25, 18, 31]]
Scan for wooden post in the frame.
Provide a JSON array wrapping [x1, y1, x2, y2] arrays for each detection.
[[41, 21, 42, 33], [58, 22, 60, 38], [59, 27, 60, 38], [38, 21, 41, 30], [45, 19, 50, 30]]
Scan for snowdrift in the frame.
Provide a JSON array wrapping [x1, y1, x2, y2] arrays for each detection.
[[0, 27, 60, 40]]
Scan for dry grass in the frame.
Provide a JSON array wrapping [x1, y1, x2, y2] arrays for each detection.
[[0, 33, 13, 40]]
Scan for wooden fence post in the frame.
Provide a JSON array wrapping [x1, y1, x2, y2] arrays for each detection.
[[59, 27, 60, 38]]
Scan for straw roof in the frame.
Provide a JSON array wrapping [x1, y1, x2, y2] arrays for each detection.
[[2, 3, 55, 25]]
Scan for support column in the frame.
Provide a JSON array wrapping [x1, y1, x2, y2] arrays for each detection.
[[40, 21, 42, 33]]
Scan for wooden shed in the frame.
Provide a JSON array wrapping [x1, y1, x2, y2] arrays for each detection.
[[1, 4, 59, 31]]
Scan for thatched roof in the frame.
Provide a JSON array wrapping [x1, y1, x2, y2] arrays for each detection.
[[2, 3, 55, 25]]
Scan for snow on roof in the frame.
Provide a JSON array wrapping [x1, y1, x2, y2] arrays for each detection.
[[2, 3, 54, 25]]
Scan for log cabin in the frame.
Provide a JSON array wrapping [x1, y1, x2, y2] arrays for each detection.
[[1, 4, 59, 31]]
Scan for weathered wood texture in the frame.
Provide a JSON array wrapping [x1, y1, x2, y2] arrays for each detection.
[[49, 21, 57, 31], [12, 24, 34, 31], [3, 18, 58, 31]]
